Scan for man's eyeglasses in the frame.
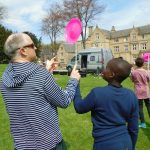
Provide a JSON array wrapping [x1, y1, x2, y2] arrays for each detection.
[[17, 43, 36, 50], [22, 43, 36, 49]]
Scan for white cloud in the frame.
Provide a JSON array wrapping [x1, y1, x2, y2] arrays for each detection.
[[0, 0, 63, 43], [4, 18, 31, 31], [0, 0, 56, 30], [100, 0, 150, 30]]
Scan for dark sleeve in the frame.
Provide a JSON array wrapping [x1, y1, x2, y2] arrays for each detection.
[[73, 85, 95, 114], [127, 94, 139, 150], [44, 72, 79, 108]]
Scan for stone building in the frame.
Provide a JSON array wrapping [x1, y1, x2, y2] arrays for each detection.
[[86, 25, 150, 63], [57, 24, 150, 67], [57, 43, 76, 68]]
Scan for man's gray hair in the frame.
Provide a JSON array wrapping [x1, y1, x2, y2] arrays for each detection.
[[4, 33, 31, 58]]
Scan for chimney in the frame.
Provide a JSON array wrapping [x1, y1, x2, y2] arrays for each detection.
[[111, 26, 116, 32], [88, 26, 93, 36]]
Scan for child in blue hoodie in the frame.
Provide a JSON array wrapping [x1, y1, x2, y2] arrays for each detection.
[[73, 58, 139, 150]]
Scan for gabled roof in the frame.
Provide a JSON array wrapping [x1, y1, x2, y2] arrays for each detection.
[[91, 24, 150, 39], [110, 28, 131, 38], [138, 25, 150, 34], [110, 25, 150, 39], [100, 29, 111, 38], [88, 27, 111, 39]]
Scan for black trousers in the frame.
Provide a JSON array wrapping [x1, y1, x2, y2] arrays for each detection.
[[138, 98, 150, 123]]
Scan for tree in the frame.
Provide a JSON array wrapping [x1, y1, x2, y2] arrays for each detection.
[[62, 0, 105, 49], [0, 24, 12, 63], [0, 4, 7, 22], [23, 31, 42, 58], [41, 3, 64, 56], [41, 43, 60, 61]]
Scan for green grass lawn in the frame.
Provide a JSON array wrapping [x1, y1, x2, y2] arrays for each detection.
[[0, 64, 150, 150]]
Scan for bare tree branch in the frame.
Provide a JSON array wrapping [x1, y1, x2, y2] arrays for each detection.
[[41, 3, 64, 55], [62, 0, 106, 49]]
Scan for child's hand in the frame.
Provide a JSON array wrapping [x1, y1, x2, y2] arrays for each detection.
[[70, 65, 81, 81]]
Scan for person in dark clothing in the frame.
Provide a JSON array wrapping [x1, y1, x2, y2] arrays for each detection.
[[73, 58, 139, 150]]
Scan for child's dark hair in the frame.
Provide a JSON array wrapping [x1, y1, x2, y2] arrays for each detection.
[[111, 58, 132, 83], [135, 57, 144, 67]]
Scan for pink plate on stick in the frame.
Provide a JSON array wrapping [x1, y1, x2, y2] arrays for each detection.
[[65, 18, 82, 44], [143, 53, 150, 62]]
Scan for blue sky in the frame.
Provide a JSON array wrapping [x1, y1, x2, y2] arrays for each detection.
[[1, 0, 150, 44]]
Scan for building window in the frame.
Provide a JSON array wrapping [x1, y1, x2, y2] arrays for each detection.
[[132, 33, 136, 41], [142, 34, 145, 39], [141, 43, 147, 50], [61, 52, 63, 56], [114, 46, 119, 52], [114, 38, 119, 42], [60, 59, 64, 63], [90, 56, 95, 61], [95, 43, 98, 47], [124, 37, 128, 42], [93, 43, 98, 47], [124, 45, 128, 51], [132, 44, 137, 50], [96, 33, 100, 40]]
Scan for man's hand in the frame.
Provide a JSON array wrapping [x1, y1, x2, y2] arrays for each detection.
[[70, 65, 81, 81], [46, 57, 59, 72]]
